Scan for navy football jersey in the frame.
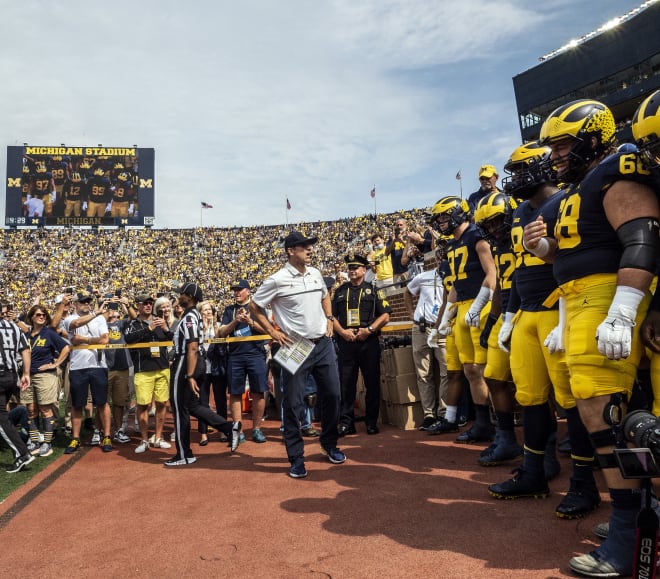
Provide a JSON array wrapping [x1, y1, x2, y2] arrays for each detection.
[[553, 151, 655, 285], [510, 192, 563, 311], [446, 223, 486, 301], [492, 239, 515, 313]]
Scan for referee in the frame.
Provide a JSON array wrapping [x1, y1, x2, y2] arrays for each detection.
[[167, 283, 241, 467], [0, 305, 34, 473]]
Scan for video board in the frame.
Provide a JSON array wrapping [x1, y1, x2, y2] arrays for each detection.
[[5, 145, 155, 227]]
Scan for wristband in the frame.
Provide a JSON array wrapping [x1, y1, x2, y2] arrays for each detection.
[[522, 237, 550, 258]]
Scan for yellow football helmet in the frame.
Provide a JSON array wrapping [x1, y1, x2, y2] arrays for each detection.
[[632, 89, 660, 175], [539, 99, 616, 183], [93, 167, 105, 177], [474, 192, 517, 245], [502, 142, 555, 199], [431, 196, 470, 235], [35, 163, 47, 174]]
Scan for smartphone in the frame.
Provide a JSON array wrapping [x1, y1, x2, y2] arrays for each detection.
[[105, 293, 114, 300], [64, 287, 75, 294], [108, 302, 119, 311], [614, 448, 660, 479], [115, 289, 122, 298]]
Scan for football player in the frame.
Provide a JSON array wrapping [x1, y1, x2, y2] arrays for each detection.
[[487, 143, 599, 522], [87, 167, 112, 217], [473, 191, 523, 466], [426, 196, 497, 443], [634, 90, 660, 418], [524, 100, 659, 578], [32, 163, 55, 217], [110, 172, 132, 218], [62, 172, 85, 217]]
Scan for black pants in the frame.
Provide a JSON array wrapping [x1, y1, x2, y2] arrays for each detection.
[[336, 335, 381, 427], [197, 372, 229, 432], [170, 357, 231, 459], [0, 371, 28, 459]]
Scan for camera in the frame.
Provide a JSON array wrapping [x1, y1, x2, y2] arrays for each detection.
[[615, 410, 660, 479]]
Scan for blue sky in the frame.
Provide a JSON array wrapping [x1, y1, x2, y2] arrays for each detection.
[[0, 0, 646, 228]]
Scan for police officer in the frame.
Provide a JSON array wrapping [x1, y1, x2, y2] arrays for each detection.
[[0, 303, 33, 473], [332, 253, 391, 435]]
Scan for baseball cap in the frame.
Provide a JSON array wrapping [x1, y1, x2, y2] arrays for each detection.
[[478, 164, 498, 179], [136, 292, 154, 304], [174, 282, 204, 303], [284, 230, 318, 249], [344, 253, 369, 267], [73, 290, 93, 303], [230, 279, 251, 291]]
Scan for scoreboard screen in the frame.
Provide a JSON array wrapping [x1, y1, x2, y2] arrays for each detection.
[[5, 145, 155, 227]]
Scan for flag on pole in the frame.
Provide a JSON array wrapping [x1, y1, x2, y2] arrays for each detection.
[[286, 198, 291, 210], [455, 170, 462, 180], [201, 201, 213, 209], [370, 186, 376, 198]]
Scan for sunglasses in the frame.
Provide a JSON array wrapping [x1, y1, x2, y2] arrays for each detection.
[[33, 312, 46, 317]]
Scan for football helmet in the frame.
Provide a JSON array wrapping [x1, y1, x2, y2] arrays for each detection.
[[22, 165, 30, 175], [431, 196, 470, 235], [117, 172, 130, 182], [502, 142, 555, 199], [93, 167, 105, 177], [474, 192, 517, 245], [35, 163, 47, 174], [539, 99, 616, 183], [71, 172, 82, 183], [632, 89, 660, 175]]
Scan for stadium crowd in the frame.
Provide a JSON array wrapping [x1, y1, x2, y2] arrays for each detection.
[[0, 209, 429, 313]]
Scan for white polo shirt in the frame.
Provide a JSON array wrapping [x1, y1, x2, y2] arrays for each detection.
[[406, 269, 445, 325], [253, 262, 328, 339]]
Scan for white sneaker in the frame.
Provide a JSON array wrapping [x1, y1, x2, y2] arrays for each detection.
[[38, 442, 53, 457], [148, 434, 156, 445], [27, 440, 40, 456], [113, 430, 131, 444], [91, 429, 101, 445], [135, 440, 149, 454], [152, 438, 172, 449]]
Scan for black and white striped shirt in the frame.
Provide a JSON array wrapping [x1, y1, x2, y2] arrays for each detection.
[[173, 308, 201, 356], [0, 319, 29, 372]]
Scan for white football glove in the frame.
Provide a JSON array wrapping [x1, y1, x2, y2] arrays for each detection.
[[427, 328, 440, 349], [596, 286, 644, 360], [544, 297, 566, 354], [498, 312, 515, 353], [464, 287, 494, 328], [437, 301, 456, 337]]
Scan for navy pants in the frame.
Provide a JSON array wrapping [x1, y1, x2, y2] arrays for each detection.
[[281, 337, 340, 462]]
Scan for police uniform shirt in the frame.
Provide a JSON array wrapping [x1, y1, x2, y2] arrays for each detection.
[[332, 280, 391, 329], [510, 193, 563, 311], [25, 326, 68, 374], [252, 262, 328, 340], [406, 269, 445, 325], [173, 307, 201, 357], [553, 151, 656, 286], [0, 319, 29, 372], [64, 314, 108, 371]]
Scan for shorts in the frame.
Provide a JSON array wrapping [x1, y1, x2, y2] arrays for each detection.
[[134, 368, 170, 406], [452, 300, 490, 366], [21, 371, 59, 406], [227, 355, 268, 396], [484, 316, 511, 382], [69, 367, 109, 408], [107, 369, 131, 407], [510, 309, 572, 408], [561, 274, 649, 400]]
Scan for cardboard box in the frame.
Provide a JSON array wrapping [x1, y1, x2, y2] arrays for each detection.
[[382, 346, 415, 377], [386, 373, 420, 404], [387, 401, 424, 430]]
